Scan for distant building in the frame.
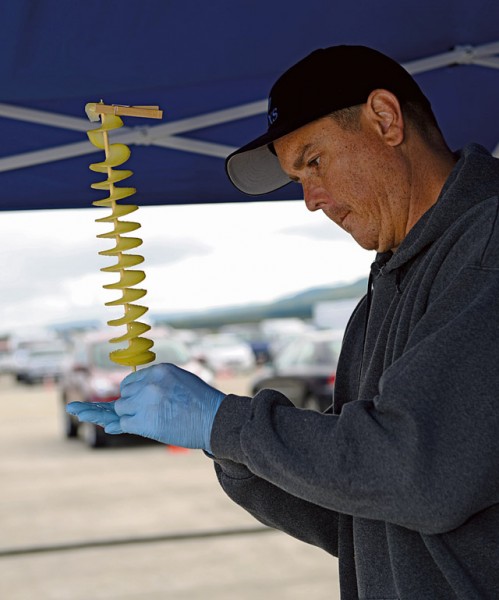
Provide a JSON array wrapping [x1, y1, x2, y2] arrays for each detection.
[[313, 298, 362, 330]]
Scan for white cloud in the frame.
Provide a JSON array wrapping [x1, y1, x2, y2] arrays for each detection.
[[1, 201, 374, 334]]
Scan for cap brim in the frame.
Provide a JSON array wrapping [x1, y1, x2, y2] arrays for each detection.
[[225, 129, 293, 196]]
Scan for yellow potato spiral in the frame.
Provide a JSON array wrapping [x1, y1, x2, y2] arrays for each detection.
[[87, 111, 155, 368]]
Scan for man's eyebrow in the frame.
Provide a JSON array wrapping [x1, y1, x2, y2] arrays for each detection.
[[293, 144, 313, 170]]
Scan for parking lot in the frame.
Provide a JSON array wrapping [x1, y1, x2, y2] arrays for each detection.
[[0, 373, 339, 599]]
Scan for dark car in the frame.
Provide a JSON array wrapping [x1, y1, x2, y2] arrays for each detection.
[[60, 330, 214, 448], [250, 329, 343, 412]]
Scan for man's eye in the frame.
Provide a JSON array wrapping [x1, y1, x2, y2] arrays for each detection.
[[308, 156, 321, 168]]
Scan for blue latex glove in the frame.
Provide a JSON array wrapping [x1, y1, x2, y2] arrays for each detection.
[[66, 363, 226, 453]]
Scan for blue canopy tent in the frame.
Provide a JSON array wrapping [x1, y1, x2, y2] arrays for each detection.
[[0, 0, 498, 212]]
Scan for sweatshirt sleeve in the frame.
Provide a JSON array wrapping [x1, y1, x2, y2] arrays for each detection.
[[211, 413, 339, 556], [211, 265, 499, 536]]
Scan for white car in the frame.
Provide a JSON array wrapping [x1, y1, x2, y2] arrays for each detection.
[[14, 340, 68, 384], [193, 333, 256, 374]]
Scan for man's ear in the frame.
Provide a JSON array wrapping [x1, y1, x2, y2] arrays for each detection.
[[365, 89, 405, 146]]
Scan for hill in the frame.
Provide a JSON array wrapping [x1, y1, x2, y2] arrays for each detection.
[[152, 277, 367, 329]]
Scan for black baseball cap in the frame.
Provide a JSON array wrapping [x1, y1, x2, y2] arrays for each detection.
[[225, 45, 431, 195]]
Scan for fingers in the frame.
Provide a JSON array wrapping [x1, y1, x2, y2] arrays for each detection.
[[114, 396, 139, 416], [66, 401, 94, 416], [104, 421, 124, 435], [66, 401, 126, 435], [67, 401, 116, 418], [90, 402, 119, 413], [66, 401, 120, 429]]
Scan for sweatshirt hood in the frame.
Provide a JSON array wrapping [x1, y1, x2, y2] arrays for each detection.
[[384, 144, 499, 274]]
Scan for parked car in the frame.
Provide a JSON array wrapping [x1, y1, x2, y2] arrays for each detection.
[[250, 329, 344, 411], [60, 330, 214, 448], [0, 347, 14, 375], [13, 339, 68, 384], [192, 333, 256, 374], [219, 324, 272, 364], [260, 317, 312, 359]]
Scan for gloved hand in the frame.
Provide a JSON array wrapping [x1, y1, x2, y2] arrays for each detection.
[[66, 363, 226, 453]]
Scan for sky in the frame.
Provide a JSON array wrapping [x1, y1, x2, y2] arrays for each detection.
[[2, 200, 374, 337]]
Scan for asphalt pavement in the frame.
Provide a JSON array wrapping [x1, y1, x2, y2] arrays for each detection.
[[0, 373, 340, 599]]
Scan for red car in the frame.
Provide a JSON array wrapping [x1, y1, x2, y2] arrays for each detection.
[[60, 330, 214, 448]]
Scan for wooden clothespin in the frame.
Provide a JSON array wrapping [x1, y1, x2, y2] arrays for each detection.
[[85, 102, 163, 122]]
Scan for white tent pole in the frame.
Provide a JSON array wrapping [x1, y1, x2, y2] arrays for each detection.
[[404, 47, 472, 74], [0, 129, 236, 172], [151, 137, 236, 157], [472, 57, 499, 69], [0, 141, 97, 172], [146, 100, 267, 137], [0, 103, 92, 131], [403, 41, 499, 74], [473, 40, 499, 57]]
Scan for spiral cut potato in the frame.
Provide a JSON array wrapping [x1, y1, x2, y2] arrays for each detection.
[[86, 105, 156, 369]]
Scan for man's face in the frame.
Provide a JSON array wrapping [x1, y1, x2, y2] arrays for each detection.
[[273, 114, 410, 252]]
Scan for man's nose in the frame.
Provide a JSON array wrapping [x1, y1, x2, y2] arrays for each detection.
[[302, 183, 323, 212]]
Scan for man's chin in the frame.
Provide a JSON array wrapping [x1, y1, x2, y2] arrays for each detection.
[[348, 232, 379, 252]]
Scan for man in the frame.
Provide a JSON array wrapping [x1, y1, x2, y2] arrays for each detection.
[[68, 46, 499, 599]]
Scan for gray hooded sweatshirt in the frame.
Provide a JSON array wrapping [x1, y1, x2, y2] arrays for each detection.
[[210, 144, 499, 600]]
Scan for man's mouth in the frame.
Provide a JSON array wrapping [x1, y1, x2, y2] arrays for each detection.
[[337, 211, 351, 230], [321, 205, 351, 230]]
